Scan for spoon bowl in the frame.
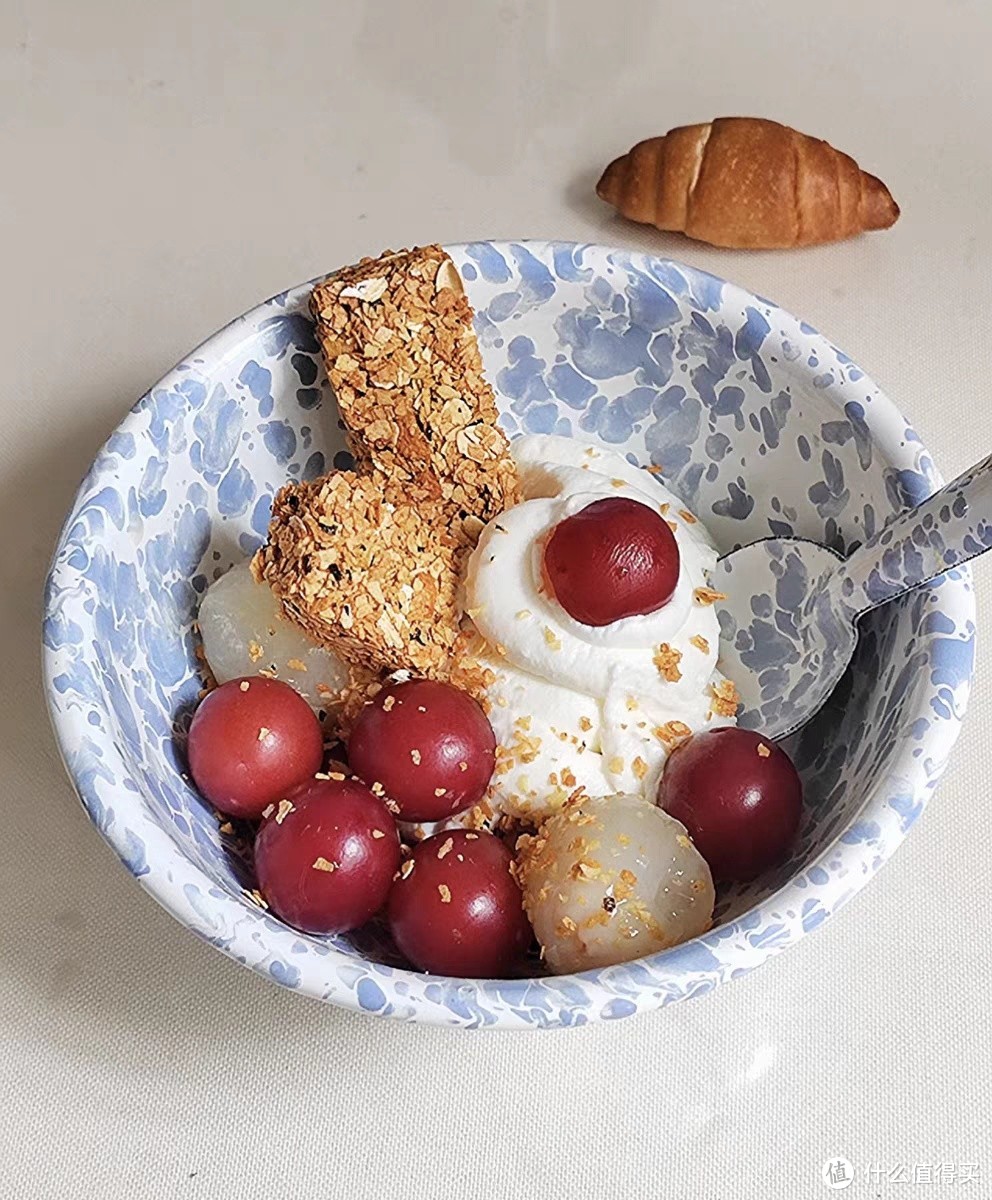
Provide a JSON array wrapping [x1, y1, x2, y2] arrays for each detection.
[[714, 538, 850, 737], [715, 451, 992, 739]]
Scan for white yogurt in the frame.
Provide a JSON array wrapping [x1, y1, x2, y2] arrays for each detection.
[[465, 435, 735, 818]]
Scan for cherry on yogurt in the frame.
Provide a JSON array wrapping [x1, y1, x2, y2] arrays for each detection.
[[254, 777, 400, 934], [657, 727, 803, 881], [186, 676, 324, 819], [544, 496, 680, 627], [387, 830, 532, 976], [348, 679, 496, 822]]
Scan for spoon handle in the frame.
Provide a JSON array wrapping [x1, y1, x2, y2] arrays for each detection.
[[838, 451, 992, 615]]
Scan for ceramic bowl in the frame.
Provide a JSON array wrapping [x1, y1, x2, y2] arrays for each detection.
[[43, 241, 975, 1028]]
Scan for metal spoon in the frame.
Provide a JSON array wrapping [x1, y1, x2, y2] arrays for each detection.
[[712, 453, 990, 739]]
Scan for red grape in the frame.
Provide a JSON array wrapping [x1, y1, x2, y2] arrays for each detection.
[[658, 727, 803, 881], [348, 680, 496, 822], [255, 777, 400, 934], [544, 497, 680, 627], [387, 830, 532, 976], [187, 677, 324, 819]]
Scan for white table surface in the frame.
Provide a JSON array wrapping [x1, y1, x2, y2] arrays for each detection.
[[4, 2, 991, 1197]]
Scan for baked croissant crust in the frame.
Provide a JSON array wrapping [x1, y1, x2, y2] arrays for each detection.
[[597, 117, 899, 249]]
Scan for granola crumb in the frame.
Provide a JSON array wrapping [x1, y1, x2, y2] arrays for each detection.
[[410, 748, 422, 765], [757, 742, 772, 758], [654, 720, 693, 749], [690, 634, 710, 654], [694, 586, 727, 606], [438, 884, 452, 903], [312, 856, 338, 873], [710, 679, 740, 718], [239, 680, 250, 692], [653, 643, 683, 683]]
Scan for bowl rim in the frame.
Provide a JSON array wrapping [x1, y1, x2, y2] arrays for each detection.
[[43, 240, 976, 1028]]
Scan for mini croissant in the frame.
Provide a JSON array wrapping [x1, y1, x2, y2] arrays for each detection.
[[597, 117, 899, 249]]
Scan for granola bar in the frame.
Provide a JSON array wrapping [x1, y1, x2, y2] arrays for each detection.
[[309, 244, 519, 535], [256, 471, 461, 677]]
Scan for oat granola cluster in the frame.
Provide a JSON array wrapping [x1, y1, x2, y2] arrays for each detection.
[[256, 245, 519, 685]]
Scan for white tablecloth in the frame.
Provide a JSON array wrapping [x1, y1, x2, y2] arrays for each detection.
[[4, 2, 990, 1196]]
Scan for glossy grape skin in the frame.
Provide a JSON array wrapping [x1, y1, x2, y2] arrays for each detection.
[[187, 677, 324, 819], [544, 497, 680, 627], [387, 830, 531, 977], [348, 680, 496, 822], [254, 778, 400, 934], [658, 727, 803, 881]]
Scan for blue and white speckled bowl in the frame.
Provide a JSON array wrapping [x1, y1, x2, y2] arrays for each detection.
[[43, 242, 975, 1028]]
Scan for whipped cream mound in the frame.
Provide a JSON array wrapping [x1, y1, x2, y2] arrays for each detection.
[[465, 434, 735, 821]]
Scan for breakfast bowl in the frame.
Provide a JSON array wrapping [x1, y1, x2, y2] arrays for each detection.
[[43, 240, 975, 1028]]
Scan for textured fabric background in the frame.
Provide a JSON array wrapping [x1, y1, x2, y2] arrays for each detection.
[[3, 2, 990, 1196]]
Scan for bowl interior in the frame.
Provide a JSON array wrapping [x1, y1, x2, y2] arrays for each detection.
[[44, 242, 974, 1015]]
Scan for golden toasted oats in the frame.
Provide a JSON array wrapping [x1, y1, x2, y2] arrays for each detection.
[[257, 246, 521, 682], [690, 634, 710, 654], [312, 856, 338, 873], [258, 472, 462, 676], [694, 586, 727, 606], [757, 742, 772, 758], [653, 643, 683, 683], [654, 720, 693, 749], [710, 679, 740, 717], [310, 245, 518, 534]]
